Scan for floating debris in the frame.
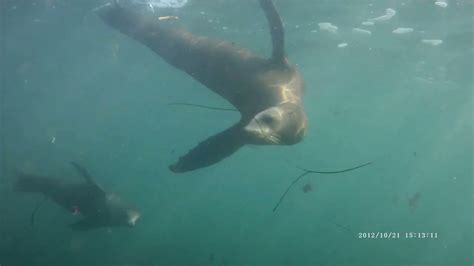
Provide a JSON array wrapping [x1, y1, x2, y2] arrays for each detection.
[[318, 22, 338, 34], [393, 27, 414, 34], [368, 8, 396, 22], [361, 21, 375, 26], [132, 0, 188, 8], [434, 1, 448, 8], [51, 137, 56, 144], [158, 15, 179, 21], [352, 28, 371, 35], [147, 3, 156, 13], [92, 2, 112, 12], [408, 192, 421, 211], [337, 43, 348, 48], [421, 39, 443, 46], [302, 183, 312, 193]]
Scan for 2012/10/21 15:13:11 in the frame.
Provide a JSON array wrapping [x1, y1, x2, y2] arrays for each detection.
[[405, 232, 438, 239]]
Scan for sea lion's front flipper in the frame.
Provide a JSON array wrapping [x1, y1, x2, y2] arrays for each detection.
[[169, 124, 246, 173], [70, 162, 94, 183], [70, 162, 106, 196]]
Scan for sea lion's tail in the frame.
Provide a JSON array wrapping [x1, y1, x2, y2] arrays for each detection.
[[14, 173, 56, 193], [260, 0, 286, 65]]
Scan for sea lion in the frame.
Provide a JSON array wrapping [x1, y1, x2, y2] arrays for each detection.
[[98, 0, 307, 173], [15, 162, 140, 230]]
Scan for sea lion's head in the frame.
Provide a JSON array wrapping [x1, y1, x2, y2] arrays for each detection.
[[105, 194, 141, 228], [108, 207, 141, 228], [244, 102, 307, 145], [124, 209, 141, 227]]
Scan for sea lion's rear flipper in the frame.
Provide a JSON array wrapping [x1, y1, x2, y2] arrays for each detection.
[[70, 162, 106, 197], [97, 2, 148, 39], [14, 173, 58, 193], [98, 3, 266, 97], [169, 124, 245, 173], [260, 0, 286, 65]]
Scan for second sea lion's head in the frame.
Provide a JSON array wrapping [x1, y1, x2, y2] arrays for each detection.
[[105, 194, 141, 228], [109, 207, 141, 228], [244, 102, 307, 145], [124, 209, 141, 227]]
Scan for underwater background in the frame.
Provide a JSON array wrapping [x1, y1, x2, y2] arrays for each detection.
[[0, 0, 472, 265]]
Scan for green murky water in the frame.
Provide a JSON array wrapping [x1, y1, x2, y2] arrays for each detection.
[[1, 0, 472, 265]]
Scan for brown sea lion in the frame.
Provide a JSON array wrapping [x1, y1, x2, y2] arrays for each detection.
[[98, 0, 307, 173], [15, 162, 140, 230]]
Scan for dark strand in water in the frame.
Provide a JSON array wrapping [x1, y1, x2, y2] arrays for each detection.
[[334, 222, 352, 233], [30, 196, 47, 228], [167, 102, 237, 112], [296, 161, 372, 174], [0, 0, 6, 189], [167, 101, 274, 142], [272, 162, 373, 212], [272, 171, 310, 212]]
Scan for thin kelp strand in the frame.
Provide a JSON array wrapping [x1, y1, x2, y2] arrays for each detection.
[[30, 196, 47, 228], [272, 171, 310, 212], [167, 102, 237, 112], [272, 161, 373, 212], [296, 161, 373, 174]]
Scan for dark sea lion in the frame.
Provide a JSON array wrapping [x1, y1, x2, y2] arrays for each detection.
[[15, 162, 140, 230], [98, 0, 307, 173]]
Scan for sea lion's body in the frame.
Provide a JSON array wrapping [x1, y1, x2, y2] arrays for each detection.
[[15, 162, 140, 230], [99, 0, 307, 172]]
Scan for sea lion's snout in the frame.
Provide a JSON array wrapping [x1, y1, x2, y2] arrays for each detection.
[[126, 210, 141, 227], [244, 103, 307, 145]]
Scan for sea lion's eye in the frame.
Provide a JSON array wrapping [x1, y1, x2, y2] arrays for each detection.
[[261, 115, 275, 124]]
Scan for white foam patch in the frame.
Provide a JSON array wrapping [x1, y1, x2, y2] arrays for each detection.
[[337, 43, 348, 48], [318, 22, 338, 34], [352, 28, 372, 35], [435, 1, 448, 8], [131, 0, 188, 8], [393, 27, 414, 34], [422, 39, 443, 46], [368, 8, 396, 22]]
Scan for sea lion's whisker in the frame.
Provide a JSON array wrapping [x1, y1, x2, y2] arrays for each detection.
[[269, 134, 281, 144], [253, 116, 273, 142]]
